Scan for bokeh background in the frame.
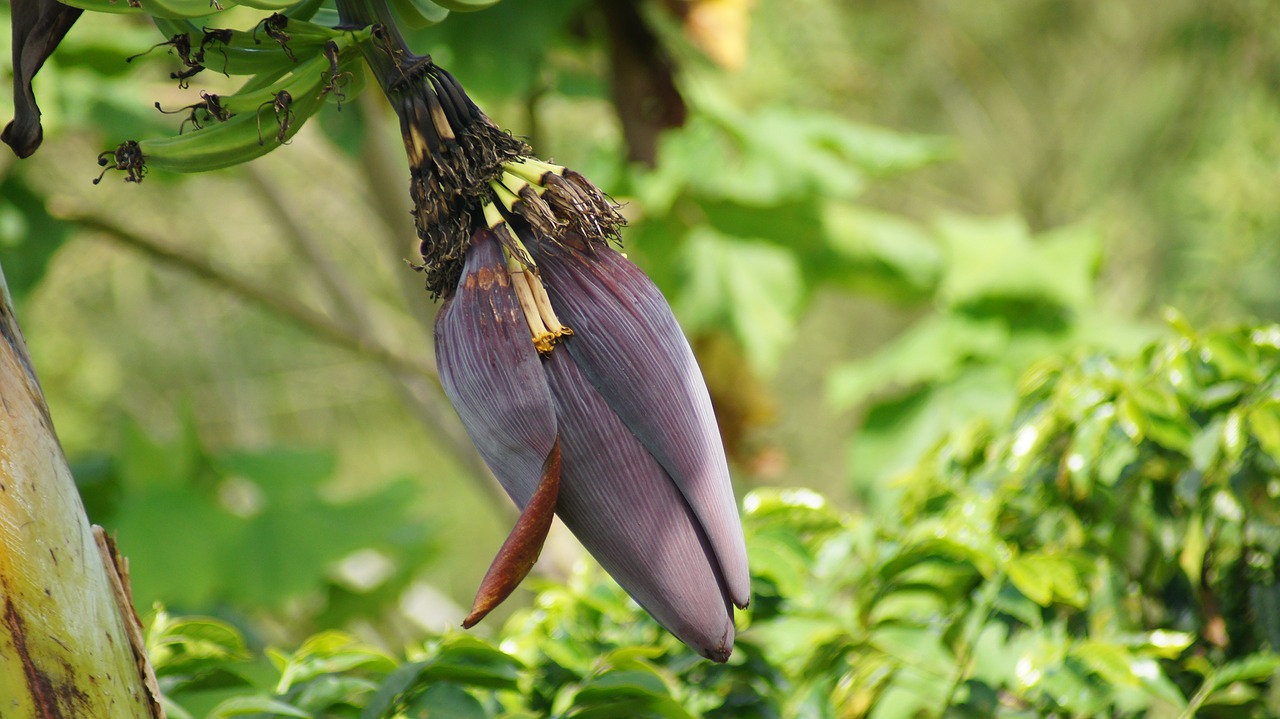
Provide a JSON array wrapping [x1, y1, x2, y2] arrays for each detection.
[[3, 0, 1280, 709]]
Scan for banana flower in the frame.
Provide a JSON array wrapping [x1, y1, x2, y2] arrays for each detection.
[[343, 14, 751, 661], [435, 220, 750, 661]]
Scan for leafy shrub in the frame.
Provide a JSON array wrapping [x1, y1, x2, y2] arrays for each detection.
[[152, 318, 1280, 717]]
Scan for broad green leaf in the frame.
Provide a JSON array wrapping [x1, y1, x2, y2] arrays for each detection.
[[360, 661, 428, 719], [1247, 400, 1280, 461], [148, 615, 249, 675], [934, 214, 1099, 321], [207, 695, 310, 719], [403, 683, 489, 719], [822, 203, 942, 299], [1201, 334, 1261, 383], [1073, 640, 1140, 688], [677, 226, 803, 373], [868, 626, 955, 677], [1210, 653, 1280, 691], [406, 0, 582, 100], [209, 449, 428, 608], [421, 635, 523, 689], [827, 313, 1008, 409], [1005, 557, 1051, 607], [0, 173, 70, 304], [274, 632, 396, 693]]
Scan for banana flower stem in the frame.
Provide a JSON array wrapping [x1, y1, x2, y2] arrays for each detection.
[[334, 0, 422, 92]]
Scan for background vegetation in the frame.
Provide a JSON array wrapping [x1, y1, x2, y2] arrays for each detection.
[[3, 0, 1280, 715]]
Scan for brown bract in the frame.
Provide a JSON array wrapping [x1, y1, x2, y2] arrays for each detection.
[[463, 439, 562, 628]]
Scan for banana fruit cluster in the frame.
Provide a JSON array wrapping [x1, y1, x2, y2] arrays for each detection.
[[98, 14, 369, 181], [386, 0, 502, 31], [88, 0, 509, 182]]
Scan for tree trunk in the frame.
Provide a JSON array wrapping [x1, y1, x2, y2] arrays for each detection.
[[0, 265, 161, 719]]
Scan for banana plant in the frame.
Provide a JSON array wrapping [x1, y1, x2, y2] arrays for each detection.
[[4, 0, 753, 663]]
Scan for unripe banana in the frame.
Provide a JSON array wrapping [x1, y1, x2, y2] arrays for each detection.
[[52, 0, 145, 17], [150, 16, 350, 77], [140, 86, 324, 173], [99, 46, 357, 178], [59, 0, 242, 20], [429, 0, 502, 12], [141, 0, 239, 19], [388, 0, 449, 30], [189, 50, 332, 117], [234, 0, 302, 10]]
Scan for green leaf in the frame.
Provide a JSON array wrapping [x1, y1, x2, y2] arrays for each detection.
[[565, 665, 695, 719], [213, 449, 427, 608], [406, 0, 582, 100], [1006, 555, 1055, 607], [1210, 653, 1280, 691], [1247, 400, 1280, 461], [827, 313, 1008, 409], [403, 683, 490, 719], [822, 203, 943, 299], [274, 632, 396, 693], [421, 635, 523, 689], [111, 483, 240, 607], [868, 626, 955, 678], [676, 226, 804, 374], [148, 614, 250, 676], [934, 214, 1099, 323], [1202, 334, 1261, 383], [206, 695, 311, 719], [0, 172, 70, 304], [1073, 640, 1140, 688], [360, 661, 428, 719]]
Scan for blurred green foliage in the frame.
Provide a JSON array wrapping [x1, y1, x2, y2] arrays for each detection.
[[4, 0, 1280, 714], [148, 321, 1280, 717], [83, 413, 435, 628]]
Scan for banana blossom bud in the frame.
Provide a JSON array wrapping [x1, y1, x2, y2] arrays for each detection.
[[436, 226, 750, 662], [360, 23, 750, 660]]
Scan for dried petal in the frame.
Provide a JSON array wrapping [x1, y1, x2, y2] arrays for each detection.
[[435, 229, 558, 507], [533, 239, 750, 608], [543, 351, 736, 662]]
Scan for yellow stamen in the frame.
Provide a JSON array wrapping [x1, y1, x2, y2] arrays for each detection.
[[524, 269, 572, 339], [489, 210, 573, 355], [508, 261, 548, 339]]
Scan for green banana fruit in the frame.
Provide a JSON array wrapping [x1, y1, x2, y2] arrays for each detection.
[[142, 84, 324, 172], [234, 0, 304, 11], [181, 50, 332, 118], [387, 0, 449, 30], [141, 0, 238, 19], [150, 15, 350, 77], [281, 0, 325, 21], [53, 0, 146, 17], [429, 0, 502, 12], [59, 0, 241, 20], [98, 43, 358, 179]]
